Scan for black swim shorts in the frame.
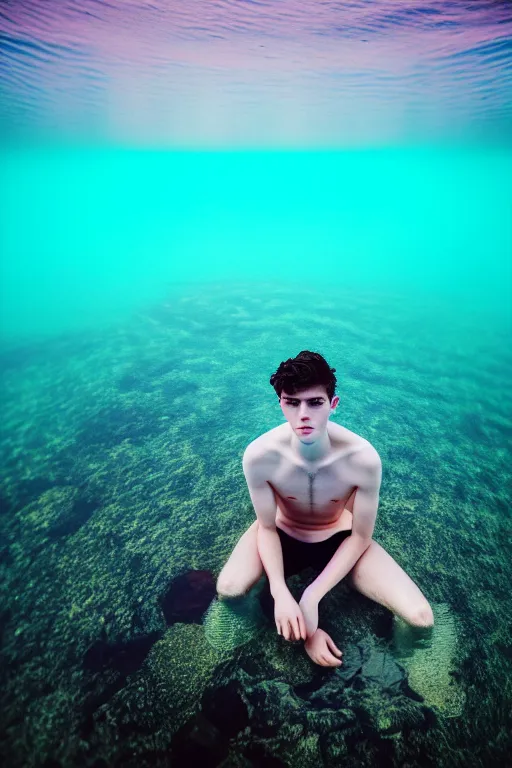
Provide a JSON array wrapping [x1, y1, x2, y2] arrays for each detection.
[[276, 525, 353, 579]]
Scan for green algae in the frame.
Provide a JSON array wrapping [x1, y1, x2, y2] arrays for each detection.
[[145, 624, 223, 731], [391, 602, 466, 717], [203, 591, 268, 651], [0, 280, 510, 767]]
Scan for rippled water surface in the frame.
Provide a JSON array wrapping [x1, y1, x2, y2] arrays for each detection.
[[1, 0, 511, 145]]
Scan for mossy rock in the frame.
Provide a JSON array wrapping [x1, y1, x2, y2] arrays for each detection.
[[392, 602, 466, 718], [146, 623, 224, 732], [203, 592, 268, 651]]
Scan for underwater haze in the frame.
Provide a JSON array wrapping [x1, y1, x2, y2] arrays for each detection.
[[0, 2, 511, 768]]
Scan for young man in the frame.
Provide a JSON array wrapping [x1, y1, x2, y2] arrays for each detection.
[[216, 351, 434, 668]]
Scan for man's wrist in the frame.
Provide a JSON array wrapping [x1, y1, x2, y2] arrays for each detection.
[[270, 582, 290, 599], [303, 583, 322, 603]]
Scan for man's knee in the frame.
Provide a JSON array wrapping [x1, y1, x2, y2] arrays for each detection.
[[408, 602, 435, 628], [216, 519, 261, 598], [217, 579, 244, 598], [216, 575, 249, 599]]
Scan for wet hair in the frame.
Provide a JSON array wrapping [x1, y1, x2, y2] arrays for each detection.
[[269, 350, 337, 403]]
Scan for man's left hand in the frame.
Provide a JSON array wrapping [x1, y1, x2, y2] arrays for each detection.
[[298, 589, 319, 638]]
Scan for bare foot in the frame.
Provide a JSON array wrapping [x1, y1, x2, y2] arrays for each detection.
[[304, 628, 343, 667]]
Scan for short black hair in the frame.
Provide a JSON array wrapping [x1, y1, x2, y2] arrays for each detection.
[[269, 350, 337, 402]]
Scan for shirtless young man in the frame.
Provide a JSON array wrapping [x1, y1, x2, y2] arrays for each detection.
[[216, 351, 434, 668]]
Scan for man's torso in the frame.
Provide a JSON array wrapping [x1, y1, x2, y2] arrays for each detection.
[[249, 421, 370, 543]]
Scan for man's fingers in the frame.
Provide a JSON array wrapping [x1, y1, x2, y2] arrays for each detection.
[[277, 621, 296, 642], [277, 617, 309, 642], [298, 614, 307, 641], [326, 637, 342, 656]]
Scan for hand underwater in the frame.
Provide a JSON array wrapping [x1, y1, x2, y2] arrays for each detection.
[[304, 628, 343, 667], [298, 590, 319, 638]]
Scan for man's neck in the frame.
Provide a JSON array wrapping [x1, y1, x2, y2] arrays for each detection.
[[290, 427, 332, 466]]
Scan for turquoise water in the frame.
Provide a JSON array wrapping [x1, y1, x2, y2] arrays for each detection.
[[1, 2, 512, 767], [1, 146, 510, 345]]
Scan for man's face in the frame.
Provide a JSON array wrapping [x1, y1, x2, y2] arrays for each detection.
[[279, 386, 339, 441]]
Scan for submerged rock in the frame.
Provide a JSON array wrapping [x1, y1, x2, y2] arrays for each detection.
[[391, 602, 466, 717], [203, 592, 268, 651], [160, 569, 217, 625]]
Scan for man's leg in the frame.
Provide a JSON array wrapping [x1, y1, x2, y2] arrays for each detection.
[[344, 536, 466, 713], [346, 539, 434, 627], [204, 521, 267, 650], [216, 520, 264, 598], [341, 490, 433, 627]]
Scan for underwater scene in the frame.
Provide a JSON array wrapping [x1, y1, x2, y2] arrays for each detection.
[[1, 279, 511, 767], [1, 1, 512, 767]]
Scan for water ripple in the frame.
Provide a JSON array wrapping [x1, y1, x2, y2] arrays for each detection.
[[0, 0, 510, 144]]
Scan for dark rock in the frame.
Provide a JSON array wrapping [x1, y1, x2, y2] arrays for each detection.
[[160, 570, 216, 625], [202, 680, 250, 739], [371, 609, 395, 641], [170, 712, 229, 768], [112, 749, 171, 767], [243, 744, 288, 767], [84, 631, 162, 676]]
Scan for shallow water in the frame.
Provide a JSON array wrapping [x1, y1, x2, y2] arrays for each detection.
[[1, 281, 511, 767], [0, 1, 511, 767]]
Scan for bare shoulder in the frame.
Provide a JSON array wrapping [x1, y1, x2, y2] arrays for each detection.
[[328, 422, 381, 467], [242, 425, 283, 467], [346, 435, 382, 470]]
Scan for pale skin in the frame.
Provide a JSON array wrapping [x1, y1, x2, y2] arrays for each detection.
[[217, 385, 434, 667]]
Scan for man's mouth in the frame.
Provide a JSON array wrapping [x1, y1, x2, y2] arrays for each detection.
[[299, 427, 313, 432]]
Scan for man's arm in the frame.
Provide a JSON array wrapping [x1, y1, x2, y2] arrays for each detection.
[[304, 445, 382, 603], [242, 445, 290, 599]]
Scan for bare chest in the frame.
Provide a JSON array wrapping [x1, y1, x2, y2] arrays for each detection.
[[269, 453, 358, 540]]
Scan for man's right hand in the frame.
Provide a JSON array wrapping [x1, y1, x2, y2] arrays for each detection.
[[273, 588, 307, 641]]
